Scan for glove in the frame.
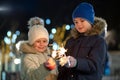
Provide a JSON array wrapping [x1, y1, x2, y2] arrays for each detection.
[[59, 56, 69, 66], [65, 56, 77, 68], [44, 58, 56, 70]]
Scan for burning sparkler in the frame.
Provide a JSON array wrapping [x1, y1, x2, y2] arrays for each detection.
[[51, 46, 70, 66]]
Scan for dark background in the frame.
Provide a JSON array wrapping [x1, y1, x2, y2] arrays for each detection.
[[0, 0, 120, 50]]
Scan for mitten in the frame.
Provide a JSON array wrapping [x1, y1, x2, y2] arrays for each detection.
[[65, 56, 77, 68], [45, 58, 56, 70]]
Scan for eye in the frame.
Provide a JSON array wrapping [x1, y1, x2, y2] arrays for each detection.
[[74, 21, 78, 24], [43, 40, 47, 43], [36, 40, 40, 43], [80, 19, 84, 22]]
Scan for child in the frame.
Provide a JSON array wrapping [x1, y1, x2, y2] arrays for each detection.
[[19, 25, 58, 80], [57, 2, 107, 80]]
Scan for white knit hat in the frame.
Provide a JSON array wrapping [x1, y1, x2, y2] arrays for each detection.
[[28, 25, 49, 45]]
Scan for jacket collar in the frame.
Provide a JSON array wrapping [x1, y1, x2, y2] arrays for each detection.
[[18, 41, 50, 55], [71, 17, 107, 39]]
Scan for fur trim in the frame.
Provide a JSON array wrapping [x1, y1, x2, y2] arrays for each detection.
[[15, 40, 29, 53], [71, 17, 107, 39], [19, 43, 50, 55]]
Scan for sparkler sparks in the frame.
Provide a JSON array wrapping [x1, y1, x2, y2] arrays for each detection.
[[51, 46, 67, 59], [51, 46, 70, 66]]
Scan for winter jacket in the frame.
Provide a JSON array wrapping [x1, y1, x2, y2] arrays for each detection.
[[57, 17, 108, 80], [19, 42, 58, 80]]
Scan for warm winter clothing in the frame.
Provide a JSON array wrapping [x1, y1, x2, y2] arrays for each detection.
[[28, 16, 44, 28], [19, 42, 58, 80], [72, 2, 95, 24], [28, 25, 49, 45], [17, 17, 57, 80], [57, 17, 107, 80]]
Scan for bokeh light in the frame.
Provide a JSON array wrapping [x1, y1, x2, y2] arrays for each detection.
[[45, 18, 51, 25]]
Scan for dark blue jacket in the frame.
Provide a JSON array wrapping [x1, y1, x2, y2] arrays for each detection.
[[57, 17, 108, 80]]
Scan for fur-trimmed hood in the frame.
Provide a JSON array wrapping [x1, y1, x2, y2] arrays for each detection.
[[16, 41, 50, 55], [71, 17, 107, 39]]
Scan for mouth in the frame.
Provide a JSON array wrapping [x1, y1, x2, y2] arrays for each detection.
[[38, 47, 44, 49], [78, 28, 83, 30]]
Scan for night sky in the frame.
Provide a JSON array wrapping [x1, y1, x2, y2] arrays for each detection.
[[0, 0, 120, 46]]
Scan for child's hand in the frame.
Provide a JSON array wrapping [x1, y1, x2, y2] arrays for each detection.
[[66, 56, 77, 68], [59, 56, 69, 66], [45, 58, 56, 70]]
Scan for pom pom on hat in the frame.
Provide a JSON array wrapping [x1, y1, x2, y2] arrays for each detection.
[[28, 17, 44, 29], [28, 25, 49, 45], [72, 2, 95, 24]]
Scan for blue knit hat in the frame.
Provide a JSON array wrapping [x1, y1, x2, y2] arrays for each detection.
[[72, 2, 95, 24]]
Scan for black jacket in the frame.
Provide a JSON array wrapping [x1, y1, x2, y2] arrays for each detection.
[[57, 17, 108, 80]]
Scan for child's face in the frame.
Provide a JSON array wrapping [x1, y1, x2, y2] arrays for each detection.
[[73, 18, 92, 33], [33, 38, 48, 53]]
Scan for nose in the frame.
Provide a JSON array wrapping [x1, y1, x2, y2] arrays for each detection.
[[39, 42, 44, 46], [77, 22, 82, 28]]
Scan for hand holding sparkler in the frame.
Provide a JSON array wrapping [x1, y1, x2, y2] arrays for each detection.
[[51, 46, 77, 67], [51, 47, 67, 59], [44, 58, 56, 70], [51, 46, 70, 66]]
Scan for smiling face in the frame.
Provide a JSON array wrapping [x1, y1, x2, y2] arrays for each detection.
[[73, 18, 92, 33], [33, 38, 48, 53]]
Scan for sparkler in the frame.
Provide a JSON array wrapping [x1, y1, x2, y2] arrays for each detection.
[[51, 46, 70, 66]]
